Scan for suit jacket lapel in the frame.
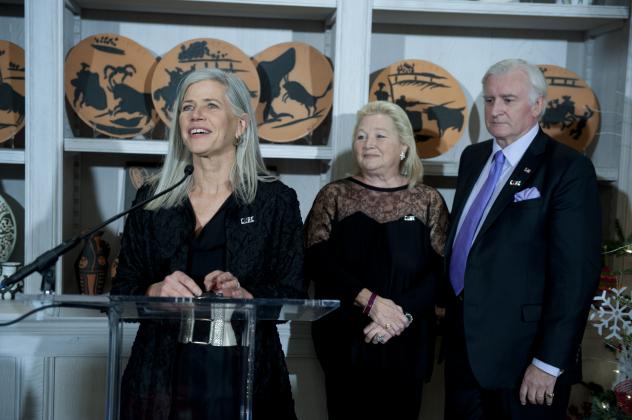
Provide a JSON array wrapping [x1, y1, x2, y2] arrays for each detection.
[[475, 131, 548, 241], [446, 142, 493, 256]]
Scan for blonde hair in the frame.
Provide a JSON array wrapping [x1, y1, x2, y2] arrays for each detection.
[[145, 69, 273, 210], [353, 101, 424, 188]]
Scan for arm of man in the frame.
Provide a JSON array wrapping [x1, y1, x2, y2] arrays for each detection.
[[520, 153, 601, 405]]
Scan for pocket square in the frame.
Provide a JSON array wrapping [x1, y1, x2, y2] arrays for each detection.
[[514, 187, 541, 202]]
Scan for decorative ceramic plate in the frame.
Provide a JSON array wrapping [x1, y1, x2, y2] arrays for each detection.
[[151, 38, 260, 126], [64, 33, 159, 138], [0, 194, 17, 263], [0, 40, 25, 144], [370, 59, 467, 159], [538, 64, 600, 151], [253, 42, 333, 143]]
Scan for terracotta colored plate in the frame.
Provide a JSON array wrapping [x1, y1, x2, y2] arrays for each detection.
[[151, 38, 260, 126], [538, 64, 600, 151], [64, 34, 159, 138], [0, 40, 25, 144], [253, 42, 333, 143], [369, 59, 467, 159]]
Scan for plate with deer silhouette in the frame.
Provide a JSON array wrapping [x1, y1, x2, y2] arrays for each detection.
[[370, 60, 467, 159], [0, 40, 25, 144], [253, 42, 333, 143], [151, 38, 260, 126], [537, 65, 600, 152], [64, 34, 159, 138]]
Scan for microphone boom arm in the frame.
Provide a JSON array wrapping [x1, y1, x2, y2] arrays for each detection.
[[0, 166, 193, 293]]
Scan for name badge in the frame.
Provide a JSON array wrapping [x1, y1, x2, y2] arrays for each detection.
[[240, 216, 255, 225], [404, 215, 415, 222], [509, 180, 522, 187]]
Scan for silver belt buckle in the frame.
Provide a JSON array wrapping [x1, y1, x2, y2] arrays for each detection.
[[178, 306, 236, 346]]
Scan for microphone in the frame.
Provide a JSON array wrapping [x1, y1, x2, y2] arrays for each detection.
[[0, 165, 194, 292]]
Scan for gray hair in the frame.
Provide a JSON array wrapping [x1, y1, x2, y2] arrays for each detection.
[[146, 69, 273, 210], [482, 58, 548, 118], [353, 101, 424, 188]]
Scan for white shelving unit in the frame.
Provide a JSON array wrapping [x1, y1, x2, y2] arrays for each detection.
[[1, 2, 631, 419], [1, 0, 628, 293], [0, 150, 25, 165]]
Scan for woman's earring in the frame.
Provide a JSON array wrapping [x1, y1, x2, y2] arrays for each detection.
[[234, 135, 242, 147], [400, 151, 406, 161]]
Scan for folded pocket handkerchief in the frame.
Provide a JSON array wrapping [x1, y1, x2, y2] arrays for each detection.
[[514, 187, 541, 202]]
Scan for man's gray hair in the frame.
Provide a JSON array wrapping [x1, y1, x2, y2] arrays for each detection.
[[482, 59, 548, 118]]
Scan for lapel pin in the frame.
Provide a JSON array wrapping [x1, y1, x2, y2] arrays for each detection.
[[509, 180, 522, 187], [523, 167, 531, 174]]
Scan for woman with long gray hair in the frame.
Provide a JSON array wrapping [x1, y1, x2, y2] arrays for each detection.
[[112, 68, 304, 419]]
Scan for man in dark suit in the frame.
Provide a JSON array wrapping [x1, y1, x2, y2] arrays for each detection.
[[444, 58, 601, 419]]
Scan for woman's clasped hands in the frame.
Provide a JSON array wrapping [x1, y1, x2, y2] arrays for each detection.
[[362, 294, 411, 345], [146, 270, 253, 299]]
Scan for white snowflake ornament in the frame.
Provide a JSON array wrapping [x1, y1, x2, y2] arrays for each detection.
[[591, 287, 632, 341]]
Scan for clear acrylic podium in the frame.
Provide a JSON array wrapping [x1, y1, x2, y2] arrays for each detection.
[[5, 294, 339, 420]]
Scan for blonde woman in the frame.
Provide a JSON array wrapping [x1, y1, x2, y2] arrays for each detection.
[[305, 101, 448, 420]]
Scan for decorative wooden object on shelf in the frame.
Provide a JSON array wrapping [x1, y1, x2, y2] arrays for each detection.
[[75, 231, 110, 295], [370, 59, 467, 159], [253, 42, 334, 143], [0, 40, 25, 144], [538, 64, 600, 152], [64, 33, 159, 138], [151, 38, 260, 126]]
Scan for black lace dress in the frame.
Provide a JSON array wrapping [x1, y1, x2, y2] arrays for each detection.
[[111, 180, 304, 420], [305, 177, 448, 420]]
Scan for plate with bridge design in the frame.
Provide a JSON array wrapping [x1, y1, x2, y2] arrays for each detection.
[[64, 33, 159, 138], [151, 38, 260, 126], [537, 64, 600, 152], [370, 59, 467, 159], [253, 42, 333, 143], [0, 40, 25, 144]]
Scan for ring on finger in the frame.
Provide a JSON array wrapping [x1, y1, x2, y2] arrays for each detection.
[[544, 392, 554, 399], [385, 323, 391, 330], [376, 335, 385, 344]]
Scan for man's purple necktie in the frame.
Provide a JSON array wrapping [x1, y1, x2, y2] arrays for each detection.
[[449, 150, 506, 296]]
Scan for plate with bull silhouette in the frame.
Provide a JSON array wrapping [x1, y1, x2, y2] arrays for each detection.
[[151, 38, 260, 126], [64, 33, 159, 139], [253, 42, 333, 143], [370, 59, 467, 159], [537, 65, 600, 152], [0, 40, 25, 144]]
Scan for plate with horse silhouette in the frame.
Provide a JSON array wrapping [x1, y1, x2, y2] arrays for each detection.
[[253, 42, 333, 143], [370, 59, 467, 159], [151, 38, 260, 127], [64, 33, 159, 139], [0, 40, 25, 144], [537, 65, 600, 152]]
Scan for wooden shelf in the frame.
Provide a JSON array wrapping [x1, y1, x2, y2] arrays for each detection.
[[64, 137, 334, 159], [70, 0, 336, 20], [0, 149, 25, 165], [372, 1, 629, 31]]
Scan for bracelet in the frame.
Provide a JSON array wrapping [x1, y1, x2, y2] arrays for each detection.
[[363, 292, 377, 316]]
